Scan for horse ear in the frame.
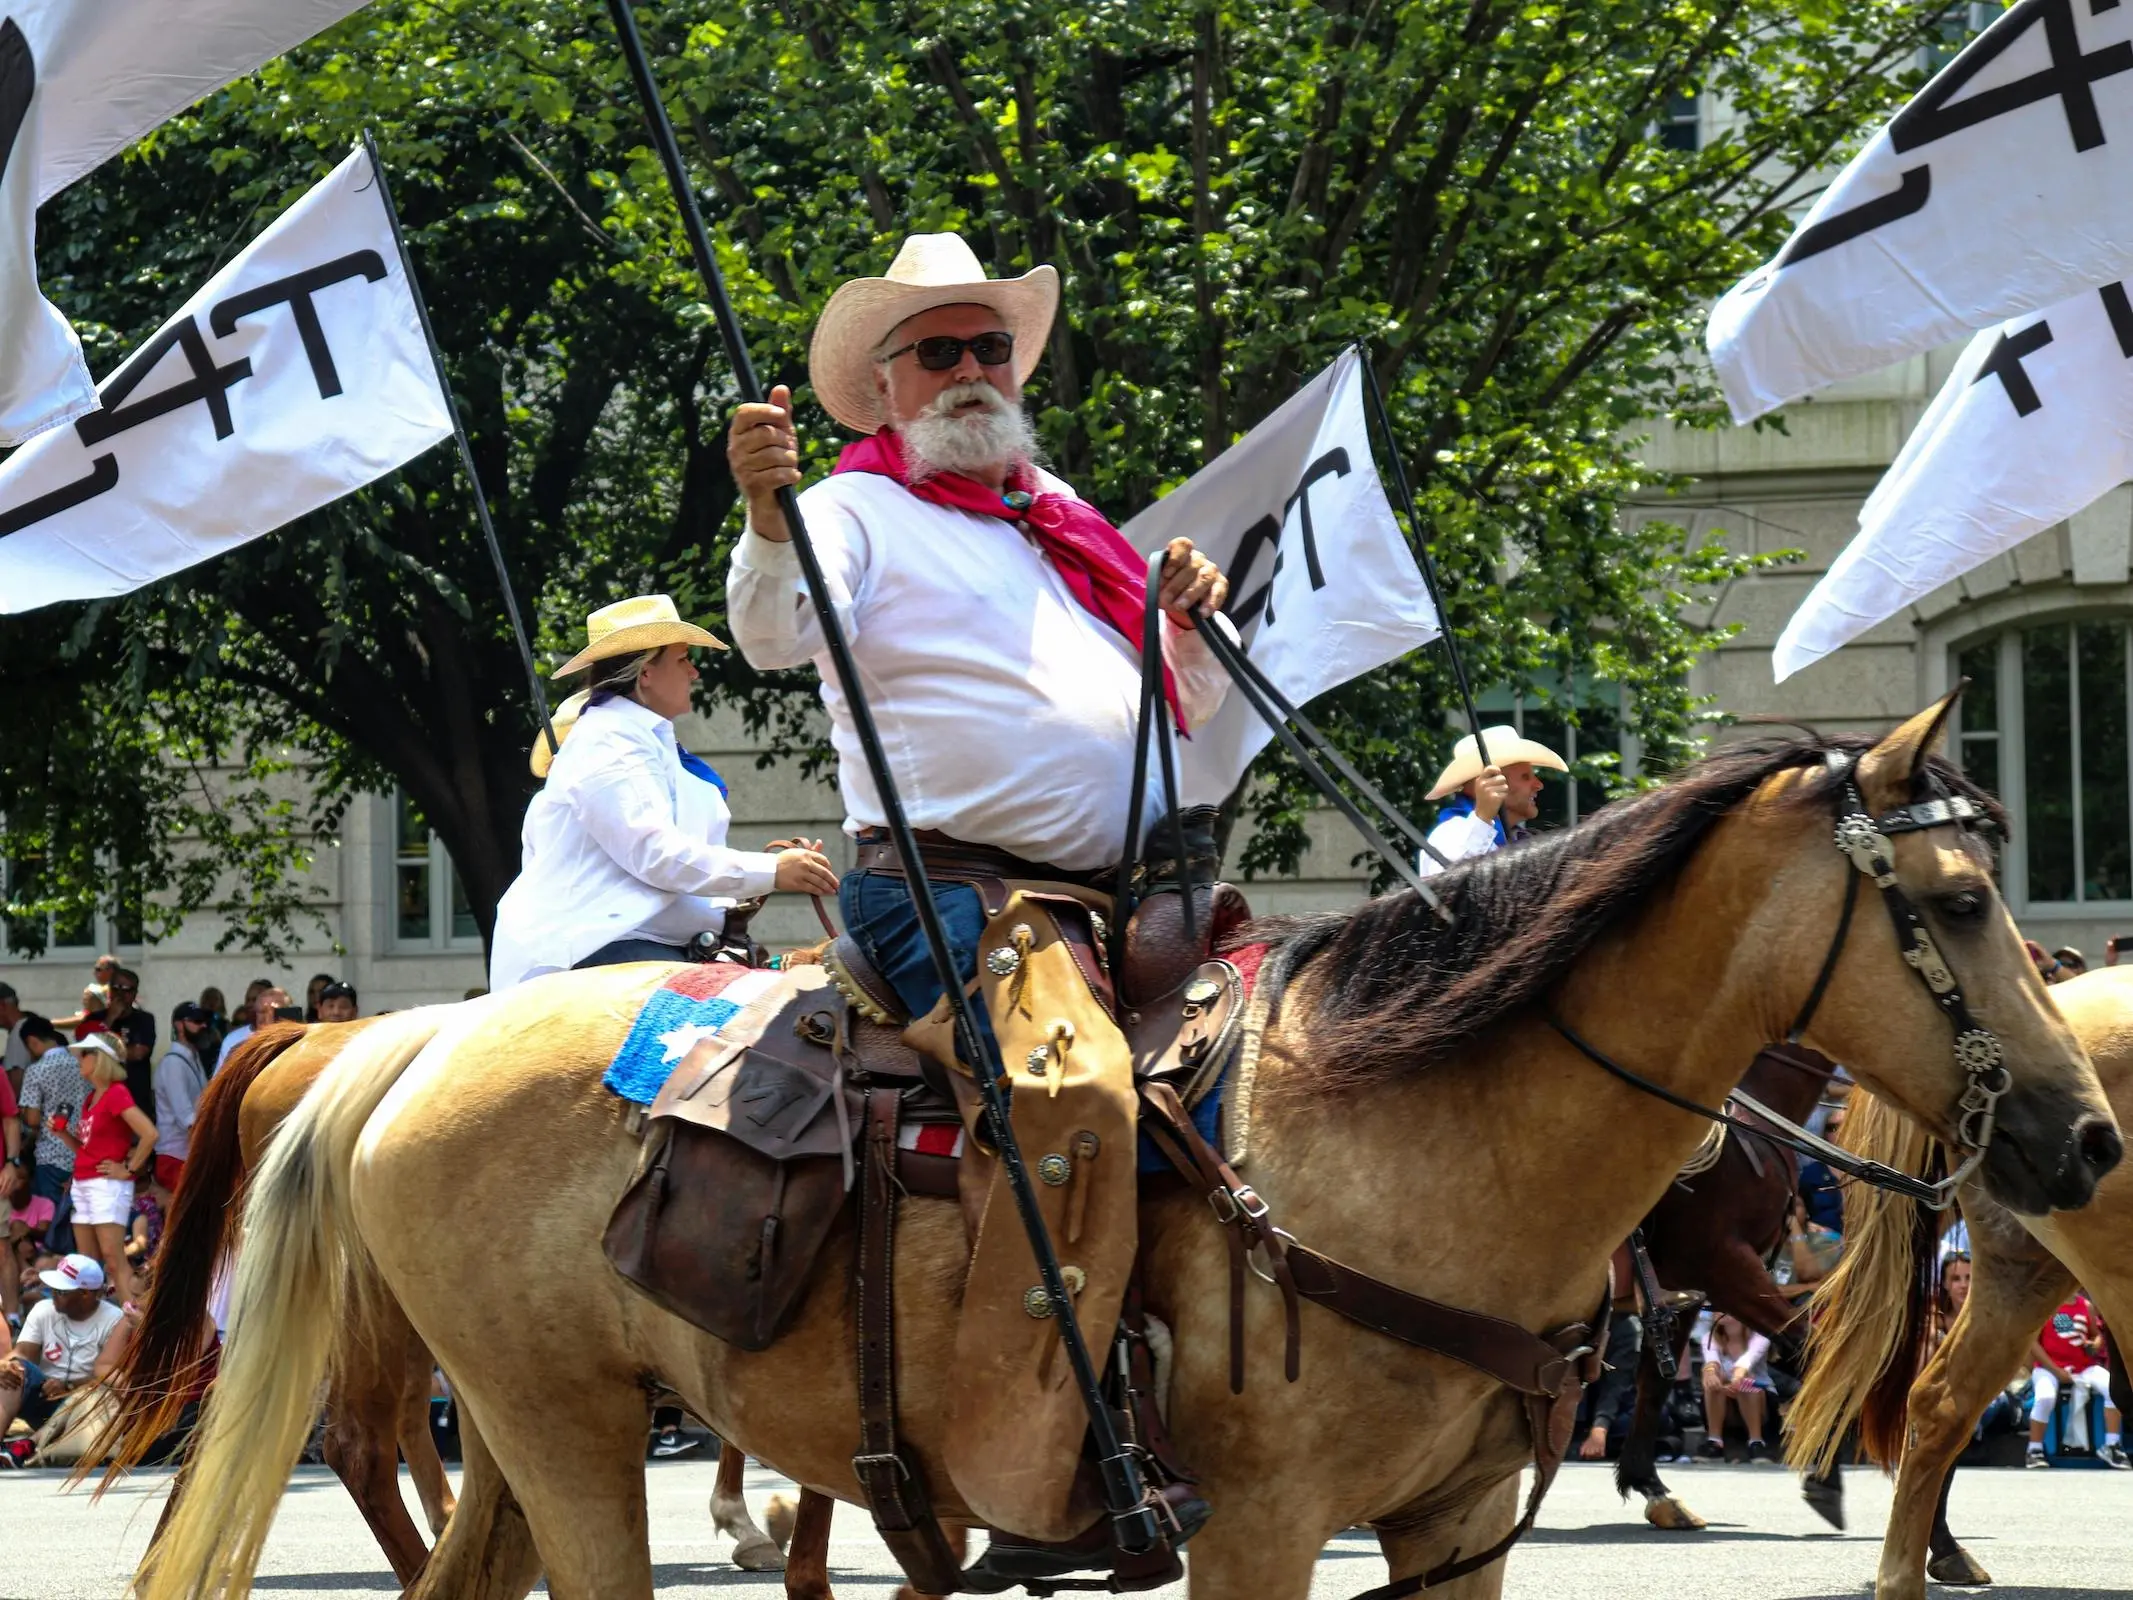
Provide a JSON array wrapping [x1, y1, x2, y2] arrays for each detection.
[[1855, 683, 1966, 813]]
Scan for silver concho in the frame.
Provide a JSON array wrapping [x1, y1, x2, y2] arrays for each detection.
[[985, 945, 1022, 977], [1953, 1028, 2004, 1075], [1023, 1286, 1053, 1318], [1037, 1153, 1072, 1186], [1026, 1044, 1051, 1074], [1832, 813, 1891, 875]]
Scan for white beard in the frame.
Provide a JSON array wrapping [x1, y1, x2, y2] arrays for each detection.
[[900, 381, 1041, 481]]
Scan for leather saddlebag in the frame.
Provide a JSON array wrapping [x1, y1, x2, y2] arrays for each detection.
[[602, 967, 861, 1351]]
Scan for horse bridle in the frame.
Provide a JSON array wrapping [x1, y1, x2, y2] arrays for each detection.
[[1548, 750, 2006, 1210]]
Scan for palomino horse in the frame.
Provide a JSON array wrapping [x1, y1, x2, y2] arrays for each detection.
[[136, 710, 2121, 1600], [1791, 964, 2133, 1600], [1613, 1044, 1843, 1532]]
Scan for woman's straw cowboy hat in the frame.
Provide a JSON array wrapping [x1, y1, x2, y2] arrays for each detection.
[[1426, 724, 1569, 800], [810, 232, 1059, 436], [551, 594, 725, 679], [528, 689, 591, 780]]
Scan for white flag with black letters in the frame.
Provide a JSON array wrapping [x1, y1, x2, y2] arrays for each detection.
[[1124, 348, 1440, 804], [1709, 0, 2133, 424], [0, 144, 451, 614], [0, 0, 375, 445], [1773, 280, 2133, 681]]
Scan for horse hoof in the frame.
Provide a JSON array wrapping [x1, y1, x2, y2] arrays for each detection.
[[1801, 1477, 1846, 1532], [1928, 1547, 1992, 1586], [731, 1530, 787, 1572], [1644, 1495, 1706, 1531], [766, 1492, 798, 1552]]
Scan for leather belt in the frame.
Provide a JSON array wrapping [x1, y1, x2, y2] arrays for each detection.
[[853, 829, 1123, 895]]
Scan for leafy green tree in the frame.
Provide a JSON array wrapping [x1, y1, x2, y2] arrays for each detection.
[[1, 0, 1976, 950]]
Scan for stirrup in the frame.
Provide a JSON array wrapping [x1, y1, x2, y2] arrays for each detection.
[[959, 1487, 1210, 1595]]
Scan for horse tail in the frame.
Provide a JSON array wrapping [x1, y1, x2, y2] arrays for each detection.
[[1787, 1087, 1942, 1475], [86, 1024, 311, 1490], [136, 1006, 456, 1600]]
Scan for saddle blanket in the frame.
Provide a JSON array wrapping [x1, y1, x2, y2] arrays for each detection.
[[602, 964, 786, 1105]]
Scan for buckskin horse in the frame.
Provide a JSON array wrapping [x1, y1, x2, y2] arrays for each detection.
[[1789, 963, 2133, 1600], [131, 705, 2122, 1600]]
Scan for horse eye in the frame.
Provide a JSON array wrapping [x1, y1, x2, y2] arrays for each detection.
[[1939, 890, 1986, 921]]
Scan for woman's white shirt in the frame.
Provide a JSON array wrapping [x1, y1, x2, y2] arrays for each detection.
[[489, 696, 780, 989]]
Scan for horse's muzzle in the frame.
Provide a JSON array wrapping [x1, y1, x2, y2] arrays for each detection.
[[1982, 1086, 2123, 1215]]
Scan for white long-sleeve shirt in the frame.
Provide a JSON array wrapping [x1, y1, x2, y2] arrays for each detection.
[[726, 469, 1228, 872], [489, 696, 780, 989], [1417, 810, 1502, 878]]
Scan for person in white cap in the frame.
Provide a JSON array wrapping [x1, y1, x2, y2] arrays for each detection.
[[489, 596, 840, 990], [0, 1251, 122, 1444], [723, 233, 1230, 1026], [1417, 724, 1568, 878]]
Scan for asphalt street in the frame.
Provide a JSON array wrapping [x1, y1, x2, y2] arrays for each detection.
[[5, 1456, 2130, 1598]]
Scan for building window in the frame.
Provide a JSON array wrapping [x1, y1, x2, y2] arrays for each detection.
[[1657, 92, 1701, 153], [1958, 619, 2133, 906], [1469, 684, 1627, 830], [392, 792, 479, 949], [2, 850, 135, 958]]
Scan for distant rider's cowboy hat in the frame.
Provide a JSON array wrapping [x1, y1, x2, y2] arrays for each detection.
[[1426, 724, 1569, 801], [551, 594, 725, 680], [809, 232, 1059, 436], [528, 689, 591, 780]]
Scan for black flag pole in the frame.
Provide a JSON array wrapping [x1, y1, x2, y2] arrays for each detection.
[[1357, 344, 1490, 770], [361, 131, 558, 760], [598, 0, 1163, 1557]]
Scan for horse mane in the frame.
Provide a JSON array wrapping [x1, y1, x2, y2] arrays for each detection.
[[1240, 730, 1999, 1091]]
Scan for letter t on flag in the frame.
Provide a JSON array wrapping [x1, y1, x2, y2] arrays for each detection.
[[1124, 349, 1441, 803], [0, 144, 451, 612]]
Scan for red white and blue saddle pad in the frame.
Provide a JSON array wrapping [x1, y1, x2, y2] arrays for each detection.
[[602, 964, 789, 1106]]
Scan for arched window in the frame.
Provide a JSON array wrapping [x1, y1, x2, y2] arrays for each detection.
[[1956, 619, 2133, 907]]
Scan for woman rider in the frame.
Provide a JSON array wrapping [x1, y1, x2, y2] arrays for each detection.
[[489, 595, 839, 990]]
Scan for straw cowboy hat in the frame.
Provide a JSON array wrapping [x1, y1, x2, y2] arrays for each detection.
[[809, 232, 1059, 436], [528, 689, 591, 779], [1426, 724, 1569, 800], [551, 594, 724, 679]]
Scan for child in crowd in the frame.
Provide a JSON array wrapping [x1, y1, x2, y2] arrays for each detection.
[[2027, 1290, 2127, 1468], [1699, 1312, 1776, 1462]]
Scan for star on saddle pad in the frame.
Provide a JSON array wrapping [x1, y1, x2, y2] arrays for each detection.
[[602, 965, 787, 1105]]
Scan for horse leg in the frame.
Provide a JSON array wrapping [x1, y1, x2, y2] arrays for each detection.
[[1374, 1474, 1519, 1600], [397, 1324, 456, 1538], [404, 1405, 544, 1600], [781, 1486, 835, 1600], [1877, 1238, 2071, 1600], [445, 1373, 656, 1600], [710, 1442, 787, 1571], [1619, 1325, 1702, 1531], [319, 1361, 434, 1586]]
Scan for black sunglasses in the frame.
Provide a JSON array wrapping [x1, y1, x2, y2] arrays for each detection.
[[878, 331, 1015, 372]]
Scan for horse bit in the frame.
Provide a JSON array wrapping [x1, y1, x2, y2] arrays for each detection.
[[1551, 749, 2006, 1210]]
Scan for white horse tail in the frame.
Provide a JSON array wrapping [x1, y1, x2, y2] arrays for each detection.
[[1787, 1086, 1943, 1475], [136, 1006, 457, 1600]]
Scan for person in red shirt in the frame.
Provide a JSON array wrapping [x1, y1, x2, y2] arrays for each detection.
[[59, 1034, 156, 1306], [2027, 1291, 2126, 1467]]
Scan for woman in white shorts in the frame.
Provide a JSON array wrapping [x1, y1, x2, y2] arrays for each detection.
[[62, 1032, 157, 1303]]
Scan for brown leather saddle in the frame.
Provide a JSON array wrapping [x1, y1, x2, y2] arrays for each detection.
[[601, 888, 1249, 1353]]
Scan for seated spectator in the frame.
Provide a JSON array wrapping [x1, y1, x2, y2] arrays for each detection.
[[0, 1068, 21, 1331], [2053, 946, 2088, 978], [62, 1035, 156, 1306], [2028, 1291, 2126, 1467], [316, 982, 359, 1024], [1932, 1252, 1971, 1351], [126, 1192, 163, 1285], [1699, 1312, 1775, 1462], [1577, 1310, 1643, 1460], [0, 1253, 124, 1445], [1783, 1196, 1844, 1289]]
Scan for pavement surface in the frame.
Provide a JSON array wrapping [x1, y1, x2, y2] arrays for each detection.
[[5, 1455, 2130, 1598]]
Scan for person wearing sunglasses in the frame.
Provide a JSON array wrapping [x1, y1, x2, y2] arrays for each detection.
[[724, 232, 1231, 1587]]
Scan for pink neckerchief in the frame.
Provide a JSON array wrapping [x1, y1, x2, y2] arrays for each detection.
[[832, 430, 1182, 729]]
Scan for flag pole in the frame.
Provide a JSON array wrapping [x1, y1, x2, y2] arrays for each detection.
[[597, 0, 1163, 1559], [361, 131, 558, 760], [1357, 344, 1490, 769]]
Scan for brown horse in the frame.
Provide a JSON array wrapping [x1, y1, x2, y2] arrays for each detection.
[[1612, 1044, 1842, 1531], [134, 709, 2122, 1600], [1791, 964, 2133, 1600]]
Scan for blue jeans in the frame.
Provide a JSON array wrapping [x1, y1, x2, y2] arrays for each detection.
[[31, 1163, 74, 1257], [7, 1359, 63, 1431], [838, 871, 998, 1060]]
